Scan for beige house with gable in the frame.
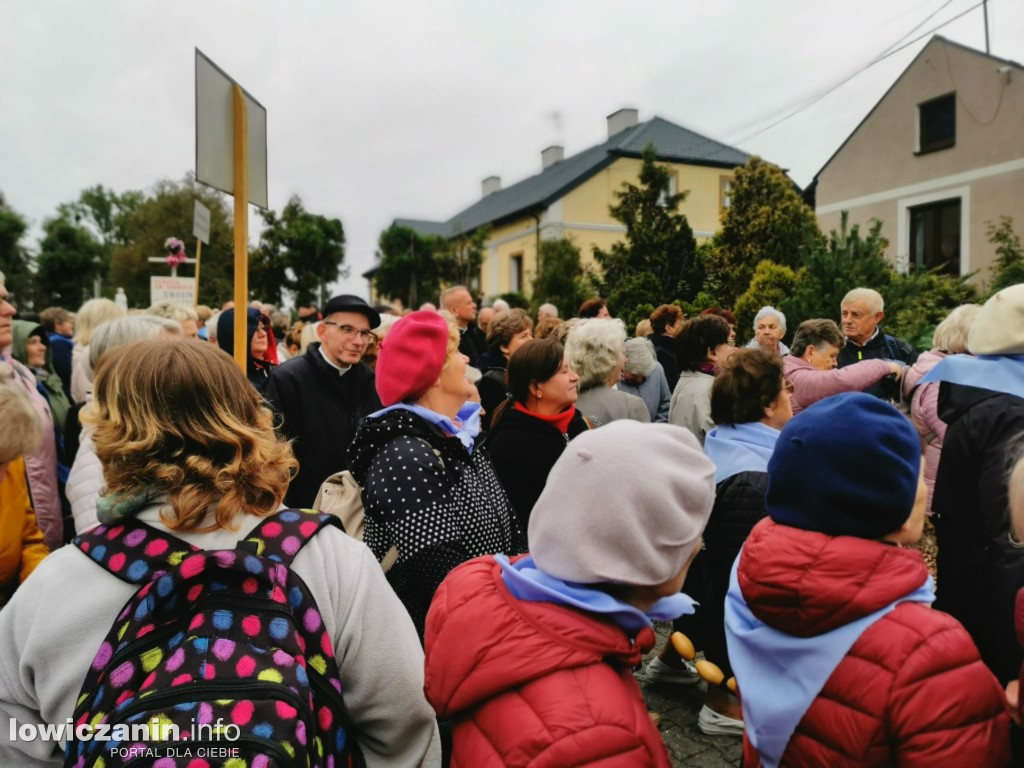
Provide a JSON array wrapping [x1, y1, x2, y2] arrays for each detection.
[[813, 36, 1024, 281]]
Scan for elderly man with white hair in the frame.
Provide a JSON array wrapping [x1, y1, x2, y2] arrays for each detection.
[[745, 306, 789, 356], [615, 337, 671, 422], [537, 303, 558, 321], [477, 306, 495, 336], [837, 287, 916, 400]]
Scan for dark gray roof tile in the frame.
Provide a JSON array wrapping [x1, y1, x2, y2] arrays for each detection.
[[402, 116, 752, 237], [392, 218, 453, 238]]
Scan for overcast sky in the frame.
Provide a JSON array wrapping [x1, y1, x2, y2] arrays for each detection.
[[2, 0, 1021, 305]]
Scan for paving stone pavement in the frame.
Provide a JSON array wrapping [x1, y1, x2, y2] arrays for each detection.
[[638, 621, 743, 767]]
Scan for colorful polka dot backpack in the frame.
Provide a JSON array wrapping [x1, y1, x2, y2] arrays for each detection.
[[65, 509, 365, 768]]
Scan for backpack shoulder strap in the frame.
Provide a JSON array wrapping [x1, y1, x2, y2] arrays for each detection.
[[75, 510, 344, 581], [242, 508, 343, 565], [74, 516, 201, 585], [884, 333, 908, 360]]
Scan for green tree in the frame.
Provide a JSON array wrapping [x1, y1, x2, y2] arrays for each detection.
[[49, 185, 144, 301], [56, 185, 143, 250], [262, 196, 347, 308], [781, 212, 977, 350], [884, 269, 979, 350], [108, 177, 235, 308], [986, 216, 1024, 296], [735, 260, 799, 343], [372, 224, 445, 308], [531, 237, 585, 318], [0, 195, 35, 307], [497, 292, 529, 309], [252, 197, 348, 308], [437, 225, 490, 290], [711, 156, 822, 306], [782, 212, 894, 330], [35, 217, 106, 307], [592, 143, 700, 327], [249, 206, 292, 307]]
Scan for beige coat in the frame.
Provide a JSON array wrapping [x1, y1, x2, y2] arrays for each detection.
[[575, 385, 651, 427], [668, 370, 714, 445]]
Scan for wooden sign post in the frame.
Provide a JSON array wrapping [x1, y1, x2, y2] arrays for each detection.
[[194, 48, 268, 375], [232, 83, 249, 372]]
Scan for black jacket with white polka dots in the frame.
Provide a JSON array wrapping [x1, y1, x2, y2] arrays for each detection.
[[348, 408, 527, 638]]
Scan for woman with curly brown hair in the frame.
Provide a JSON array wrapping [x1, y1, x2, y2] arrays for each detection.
[[0, 339, 441, 767]]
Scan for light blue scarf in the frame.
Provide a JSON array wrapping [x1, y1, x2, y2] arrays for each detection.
[[920, 354, 1024, 400], [725, 556, 934, 768], [497, 554, 696, 633], [371, 401, 482, 453], [704, 422, 780, 484]]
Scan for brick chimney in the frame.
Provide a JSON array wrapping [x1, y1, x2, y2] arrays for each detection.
[[482, 176, 501, 197], [607, 108, 639, 138], [541, 145, 564, 169]]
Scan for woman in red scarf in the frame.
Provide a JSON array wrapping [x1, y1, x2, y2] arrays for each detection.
[[487, 338, 590, 531]]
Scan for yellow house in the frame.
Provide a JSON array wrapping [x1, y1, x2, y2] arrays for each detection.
[[391, 109, 751, 301]]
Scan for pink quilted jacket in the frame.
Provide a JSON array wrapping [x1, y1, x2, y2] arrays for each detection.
[[782, 355, 892, 415], [4, 357, 62, 548], [902, 349, 946, 516]]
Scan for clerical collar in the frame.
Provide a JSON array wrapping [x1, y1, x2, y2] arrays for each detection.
[[319, 345, 351, 376]]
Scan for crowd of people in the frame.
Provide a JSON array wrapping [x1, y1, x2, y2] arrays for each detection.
[[1, 269, 1024, 766]]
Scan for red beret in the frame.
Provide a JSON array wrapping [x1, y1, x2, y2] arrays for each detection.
[[375, 310, 450, 406]]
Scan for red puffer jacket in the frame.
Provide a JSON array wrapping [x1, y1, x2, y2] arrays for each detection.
[[424, 556, 671, 767], [737, 518, 1010, 767]]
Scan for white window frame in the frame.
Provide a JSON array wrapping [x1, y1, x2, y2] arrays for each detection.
[[896, 186, 970, 275]]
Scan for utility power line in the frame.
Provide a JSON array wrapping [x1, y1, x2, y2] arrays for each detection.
[[724, 0, 986, 147]]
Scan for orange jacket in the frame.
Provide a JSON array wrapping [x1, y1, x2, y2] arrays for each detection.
[[0, 457, 49, 606]]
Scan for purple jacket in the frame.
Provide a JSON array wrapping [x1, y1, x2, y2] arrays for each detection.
[[783, 355, 892, 415], [903, 349, 947, 516], [4, 357, 62, 549]]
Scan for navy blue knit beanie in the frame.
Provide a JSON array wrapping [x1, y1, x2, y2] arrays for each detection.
[[217, 307, 264, 359], [766, 392, 920, 539]]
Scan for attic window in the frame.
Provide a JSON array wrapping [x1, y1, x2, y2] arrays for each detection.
[[917, 93, 955, 154]]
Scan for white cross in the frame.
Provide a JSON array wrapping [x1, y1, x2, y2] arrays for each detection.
[[147, 256, 197, 278]]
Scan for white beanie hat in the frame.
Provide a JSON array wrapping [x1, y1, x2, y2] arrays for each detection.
[[967, 284, 1024, 355], [528, 421, 716, 585]]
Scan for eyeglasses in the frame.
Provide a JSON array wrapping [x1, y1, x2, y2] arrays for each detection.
[[783, 379, 795, 394], [322, 321, 377, 342]]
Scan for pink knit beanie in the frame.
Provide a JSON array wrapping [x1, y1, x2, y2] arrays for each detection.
[[375, 310, 450, 406], [529, 421, 716, 585]]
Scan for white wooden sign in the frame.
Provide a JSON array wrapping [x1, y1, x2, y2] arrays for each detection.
[[194, 48, 268, 209], [150, 276, 197, 306], [193, 200, 211, 244]]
